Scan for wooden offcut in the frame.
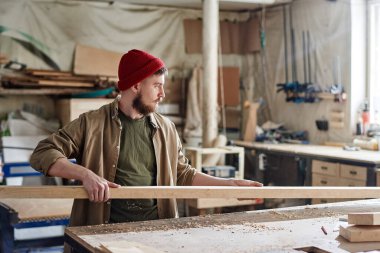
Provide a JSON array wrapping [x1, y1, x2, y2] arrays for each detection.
[[1, 186, 380, 199], [243, 101, 260, 142], [348, 212, 380, 225], [74, 44, 122, 77], [340, 225, 380, 242]]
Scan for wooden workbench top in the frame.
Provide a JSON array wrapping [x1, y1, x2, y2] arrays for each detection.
[[233, 140, 380, 164], [0, 199, 72, 221], [66, 199, 380, 252]]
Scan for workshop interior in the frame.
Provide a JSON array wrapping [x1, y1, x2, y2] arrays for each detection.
[[1, 0, 380, 252]]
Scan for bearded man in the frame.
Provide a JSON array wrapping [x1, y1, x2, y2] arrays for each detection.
[[30, 49, 262, 229]]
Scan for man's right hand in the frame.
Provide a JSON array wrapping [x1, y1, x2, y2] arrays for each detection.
[[82, 170, 120, 202], [48, 158, 121, 203]]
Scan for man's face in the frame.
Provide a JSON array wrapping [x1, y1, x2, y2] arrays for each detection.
[[133, 74, 165, 115]]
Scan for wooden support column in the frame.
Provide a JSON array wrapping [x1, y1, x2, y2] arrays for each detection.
[[202, 0, 219, 148]]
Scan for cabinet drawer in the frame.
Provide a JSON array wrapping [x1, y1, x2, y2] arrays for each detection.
[[339, 164, 367, 181], [312, 160, 339, 176], [312, 173, 339, 186], [338, 178, 366, 186]]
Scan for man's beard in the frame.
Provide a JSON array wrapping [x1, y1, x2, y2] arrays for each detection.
[[132, 93, 156, 115]]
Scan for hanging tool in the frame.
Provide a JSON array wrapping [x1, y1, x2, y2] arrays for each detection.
[[331, 56, 346, 102], [303, 30, 321, 103], [276, 4, 304, 103]]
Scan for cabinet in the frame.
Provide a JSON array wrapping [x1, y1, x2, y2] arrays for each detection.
[[311, 160, 366, 204]]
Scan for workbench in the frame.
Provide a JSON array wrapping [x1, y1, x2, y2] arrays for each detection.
[[0, 199, 72, 252], [65, 199, 380, 252], [232, 141, 380, 187]]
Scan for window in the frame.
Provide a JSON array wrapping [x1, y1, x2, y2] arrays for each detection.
[[369, 0, 380, 123]]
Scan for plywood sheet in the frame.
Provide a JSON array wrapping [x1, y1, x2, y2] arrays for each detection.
[[183, 19, 260, 55], [218, 67, 240, 106], [183, 19, 202, 54], [74, 44, 123, 77]]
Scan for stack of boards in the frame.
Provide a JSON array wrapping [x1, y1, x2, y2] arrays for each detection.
[[340, 212, 380, 242], [1, 68, 117, 89], [1, 44, 120, 90]]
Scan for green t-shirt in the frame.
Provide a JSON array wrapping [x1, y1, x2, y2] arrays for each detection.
[[110, 111, 158, 223]]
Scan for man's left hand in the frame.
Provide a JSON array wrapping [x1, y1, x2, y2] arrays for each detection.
[[230, 179, 263, 187]]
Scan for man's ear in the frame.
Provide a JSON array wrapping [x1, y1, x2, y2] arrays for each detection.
[[131, 82, 141, 93]]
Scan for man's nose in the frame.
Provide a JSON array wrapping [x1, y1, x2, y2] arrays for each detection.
[[159, 86, 165, 98]]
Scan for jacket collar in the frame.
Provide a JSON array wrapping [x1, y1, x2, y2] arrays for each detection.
[[111, 96, 120, 120], [148, 113, 159, 129]]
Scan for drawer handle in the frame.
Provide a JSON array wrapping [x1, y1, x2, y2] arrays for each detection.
[[349, 171, 357, 175], [321, 166, 328, 170], [320, 180, 327, 184]]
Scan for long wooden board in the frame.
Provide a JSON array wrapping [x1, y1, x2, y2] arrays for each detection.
[[1, 186, 380, 199]]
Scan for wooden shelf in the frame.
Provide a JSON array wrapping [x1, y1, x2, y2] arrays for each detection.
[[317, 92, 335, 100], [0, 87, 99, 95]]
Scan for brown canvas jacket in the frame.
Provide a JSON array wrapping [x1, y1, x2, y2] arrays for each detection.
[[30, 97, 196, 227]]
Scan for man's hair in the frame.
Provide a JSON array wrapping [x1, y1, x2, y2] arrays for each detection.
[[154, 67, 168, 76]]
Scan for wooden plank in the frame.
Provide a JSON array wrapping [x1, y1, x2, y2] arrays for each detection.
[[74, 44, 122, 77], [340, 225, 380, 242], [37, 79, 94, 87], [0, 87, 98, 95], [25, 69, 72, 76], [348, 212, 380, 225], [1, 186, 380, 199]]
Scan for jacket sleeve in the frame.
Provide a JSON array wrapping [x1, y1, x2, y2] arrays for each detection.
[[175, 130, 197, 186], [29, 116, 85, 176]]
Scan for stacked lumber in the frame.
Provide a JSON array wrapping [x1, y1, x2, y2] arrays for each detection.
[[1, 68, 117, 89], [340, 212, 380, 242], [0, 54, 8, 64]]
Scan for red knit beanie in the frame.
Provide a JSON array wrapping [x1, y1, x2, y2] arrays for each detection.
[[118, 49, 165, 91]]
